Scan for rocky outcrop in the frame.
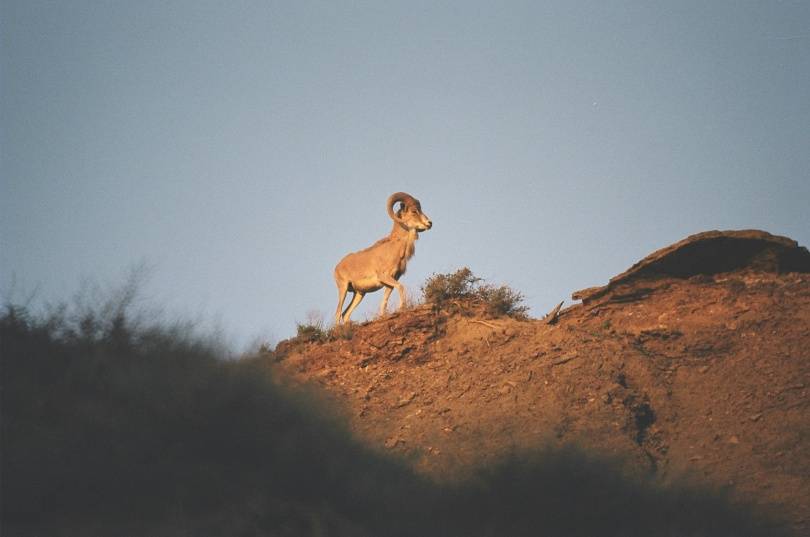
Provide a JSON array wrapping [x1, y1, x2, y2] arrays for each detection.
[[573, 229, 810, 304]]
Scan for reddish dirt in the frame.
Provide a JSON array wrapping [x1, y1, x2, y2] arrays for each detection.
[[268, 234, 810, 534]]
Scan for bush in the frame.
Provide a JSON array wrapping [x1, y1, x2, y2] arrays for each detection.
[[295, 311, 328, 342], [421, 267, 481, 305], [295, 322, 327, 342], [477, 283, 529, 319], [421, 268, 529, 319]]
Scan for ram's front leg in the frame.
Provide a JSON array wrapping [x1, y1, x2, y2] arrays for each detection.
[[379, 286, 394, 316], [379, 275, 407, 312]]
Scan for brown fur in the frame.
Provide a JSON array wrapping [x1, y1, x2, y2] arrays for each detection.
[[334, 193, 431, 324]]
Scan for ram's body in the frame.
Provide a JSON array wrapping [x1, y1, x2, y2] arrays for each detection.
[[334, 193, 432, 324]]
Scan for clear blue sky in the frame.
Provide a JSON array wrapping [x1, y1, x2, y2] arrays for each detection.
[[3, 1, 809, 349]]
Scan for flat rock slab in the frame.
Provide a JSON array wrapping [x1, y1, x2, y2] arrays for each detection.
[[573, 229, 810, 304]]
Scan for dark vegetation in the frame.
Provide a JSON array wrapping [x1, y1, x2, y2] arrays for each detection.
[[1, 282, 791, 536], [421, 267, 529, 319], [1, 289, 426, 536], [295, 311, 329, 343]]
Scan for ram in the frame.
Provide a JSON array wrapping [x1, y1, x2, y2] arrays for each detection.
[[334, 192, 432, 324]]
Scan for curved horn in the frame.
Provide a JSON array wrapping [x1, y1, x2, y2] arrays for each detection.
[[387, 192, 416, 225]]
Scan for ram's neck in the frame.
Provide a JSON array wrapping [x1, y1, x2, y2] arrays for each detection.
[[389, 224, 418, 261]]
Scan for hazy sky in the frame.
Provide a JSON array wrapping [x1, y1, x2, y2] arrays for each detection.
[[3, 1, 809, 349]]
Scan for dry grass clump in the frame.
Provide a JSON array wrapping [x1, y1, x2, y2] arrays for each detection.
[[295, 310, 329, 342]]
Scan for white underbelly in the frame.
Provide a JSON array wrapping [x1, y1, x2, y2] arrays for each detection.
[[351, 277, 384, 293]]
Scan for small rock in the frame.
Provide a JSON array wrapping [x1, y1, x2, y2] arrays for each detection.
[[384, 437, 402, 449], [395, 392, 417, 408], [698, 365, 710, 373], [749, 413, 762, 422], [552, 354, 577, 366], [728, 435, 740, 445]]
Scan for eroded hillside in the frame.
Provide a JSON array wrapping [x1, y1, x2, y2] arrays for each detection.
[[269, 230, 810, 534]]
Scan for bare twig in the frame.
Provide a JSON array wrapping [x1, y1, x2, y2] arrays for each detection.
[[544, 301, 564, 324], [469, 319, 501, 329]]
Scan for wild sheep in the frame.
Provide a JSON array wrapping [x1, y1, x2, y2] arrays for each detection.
[[334, 192, 432, 324]]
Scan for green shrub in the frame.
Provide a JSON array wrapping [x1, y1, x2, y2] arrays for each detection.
[[421, 268, 529, 319]]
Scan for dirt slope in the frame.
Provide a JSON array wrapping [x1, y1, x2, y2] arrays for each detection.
[[269, 230, 810, 533]]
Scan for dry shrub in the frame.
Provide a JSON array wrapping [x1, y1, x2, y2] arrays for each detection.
[[422, 267, 529, 319]]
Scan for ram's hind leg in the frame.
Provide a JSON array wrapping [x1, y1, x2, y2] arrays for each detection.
[[335, 279, 350, 324], [342, 291, 365, 323]]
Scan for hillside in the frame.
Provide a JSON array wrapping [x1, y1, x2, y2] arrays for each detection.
[[4, 229, 808, 536], [270, 230, 810, 534]]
